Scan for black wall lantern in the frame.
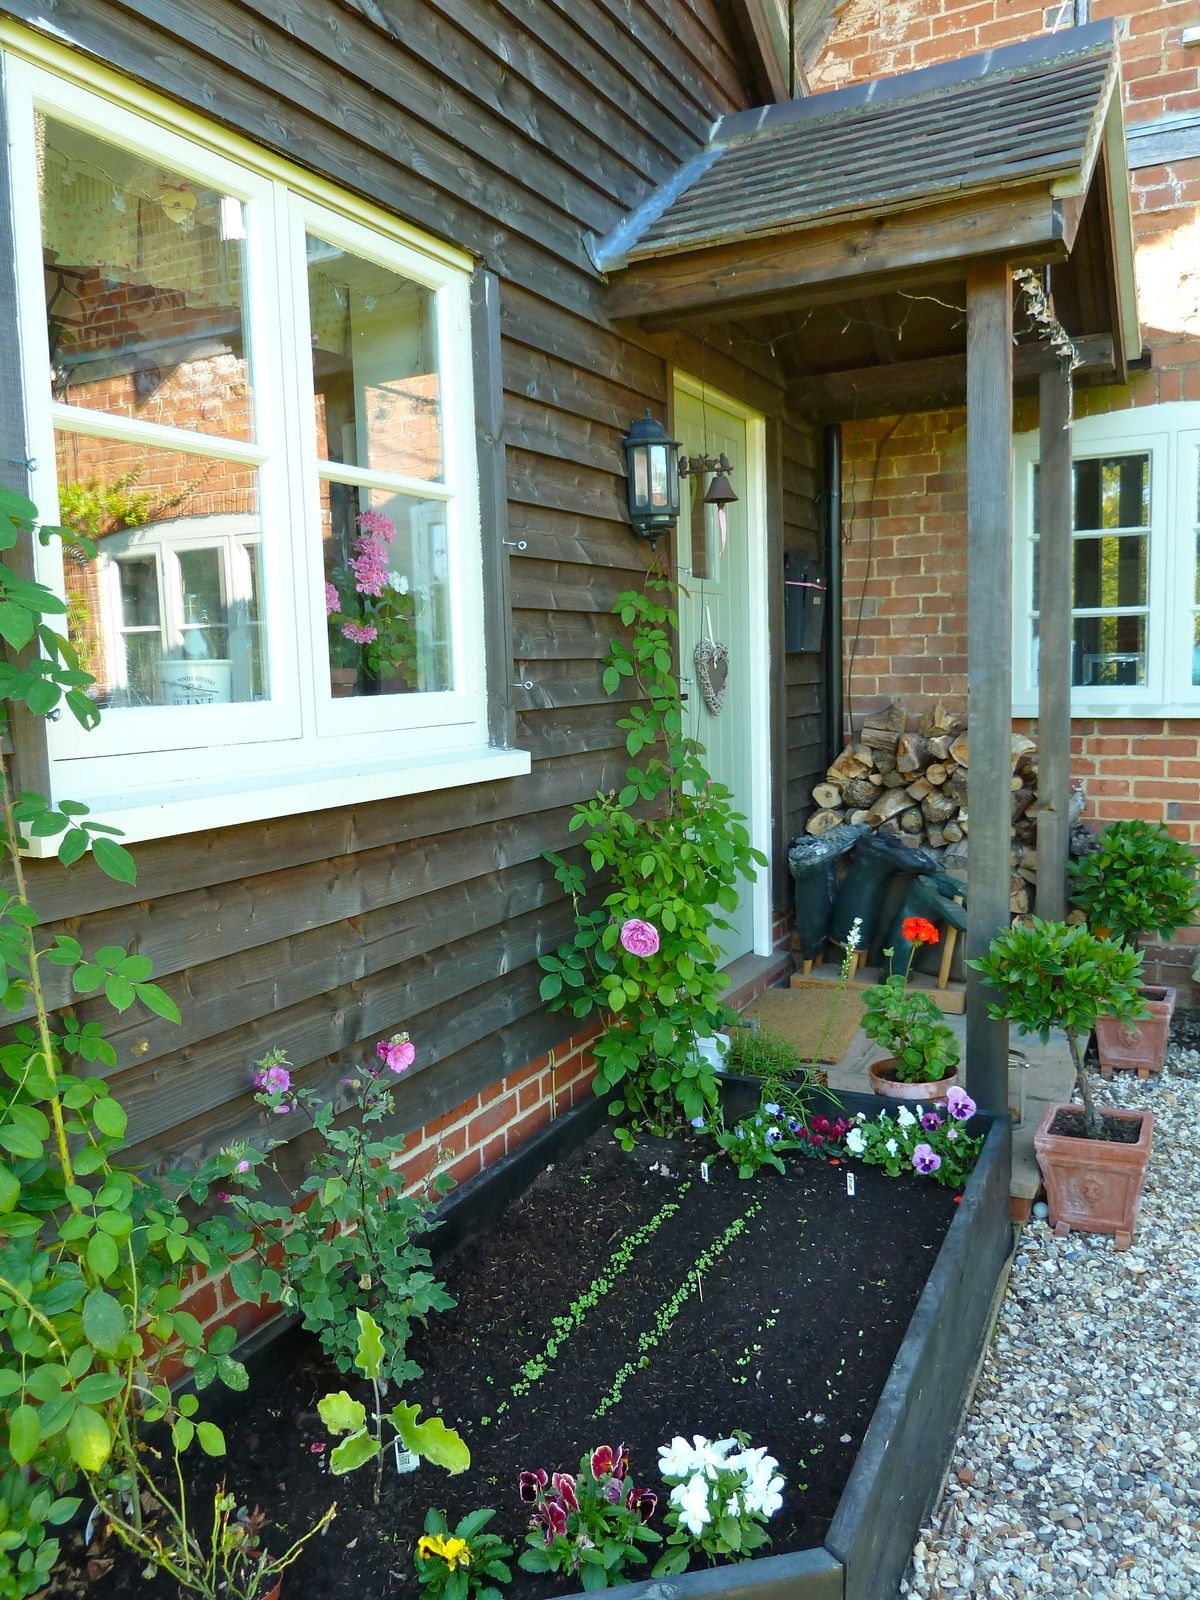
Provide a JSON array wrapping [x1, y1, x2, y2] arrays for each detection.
[[623, 409, 681, 547]]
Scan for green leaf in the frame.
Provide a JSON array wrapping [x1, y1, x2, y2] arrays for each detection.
[[92, 1097, 127, 1139], [90, 836, 137, 885], [9, 1405, 40, 1466], [103, 975, 136, 1012], [134, 983, 181, 1024], [0, 1123, 42, 1159], [355, 1308, 385, 1381], [57, 828, 89, 868], [172, 1417, 195, 1452], [0, 1164, 21, 1212], [196, 1421, 226, 1457], [539, 973, 563, 1002], [329, 1431, 380, 1475], [81, 1288, 126, 1354], [317, 1391, 367, 1436], [66, 1407, 112, 1472], [391, 1402, 470, 1474], [86, 1232, 119, 1277]]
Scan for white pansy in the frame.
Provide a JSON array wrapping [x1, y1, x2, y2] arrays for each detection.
[[845, 1127, 866, 1155], [896, 1105, 917, 1129], [658, 1436, 699, 1479], [885, 1138, 899, 1157], [670, 1475, 712, 1536]]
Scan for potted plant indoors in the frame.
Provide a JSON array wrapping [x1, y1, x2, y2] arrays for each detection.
[[1069, 818, 1199, 1078], [971, 917, 1151, 1250], [862, 917, 961, 1101]]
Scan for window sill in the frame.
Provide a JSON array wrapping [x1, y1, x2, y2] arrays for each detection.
[[30, 745, 532, 852], [1013, 700, 1200, 722]]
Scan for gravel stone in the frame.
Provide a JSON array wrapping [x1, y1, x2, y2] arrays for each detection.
[[899, 1032, 1200, 1599]]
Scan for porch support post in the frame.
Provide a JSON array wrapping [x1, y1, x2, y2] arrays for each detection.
[[964, 263, 1013, 1112], [1035, 362, 1074, 919]]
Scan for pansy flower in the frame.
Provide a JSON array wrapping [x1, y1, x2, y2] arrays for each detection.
[[519, 1468, 548, 1503]]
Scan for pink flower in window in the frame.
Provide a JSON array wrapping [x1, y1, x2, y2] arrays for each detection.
[[324, 581, 340, 616], [341, 621, 378, 644]]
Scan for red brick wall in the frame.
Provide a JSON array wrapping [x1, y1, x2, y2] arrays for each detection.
[[811, 2, 1200, 991]]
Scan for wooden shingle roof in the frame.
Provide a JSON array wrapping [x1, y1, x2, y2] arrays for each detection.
[[597, 25, 1121, 269]]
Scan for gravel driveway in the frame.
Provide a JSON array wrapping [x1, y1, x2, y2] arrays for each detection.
[[901, 1030, 1200, 1600]]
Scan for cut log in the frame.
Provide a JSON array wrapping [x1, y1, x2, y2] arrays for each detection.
[[944, 770, 969, 807], [926, 733, 954, 761], [1012, 815, 1037, 845], [926, 823, 947, 849], [918, 699, 950, 737], [848, 808, 872, 825], [865, 788, 915, 826], [942, 820, 964, 843], [868, 771, 885, 787], [906, 777, 934, 802], [881, 768, 910, 789], [895, 732, 929, 774], [1011, 786, 1034, 821], [921, 790, 958, 825], [1011, 733, 1037, 767], [924, 762, 949, 787], [949, 733, 970, 767], [812, 782, 843, 810], [861, 698, 908, 736], [827, 748, 870, 784], [806, 808, 847, 835], [958, 810, 969, 835], [899, 806, 924, 833], [841, 777, 879, 810]]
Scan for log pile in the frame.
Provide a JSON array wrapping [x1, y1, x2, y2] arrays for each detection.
[[806, 700, 1051, 913]]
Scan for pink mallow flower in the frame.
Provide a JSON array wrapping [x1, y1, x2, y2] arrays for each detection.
[[235, 1158, 251, 1174], [912, 1143, 942, 1175], [254, 1063, 291, 1096], [376, 1033, 416, 1073], [341, 621, 378, 644], [619, 918, 660, 957]]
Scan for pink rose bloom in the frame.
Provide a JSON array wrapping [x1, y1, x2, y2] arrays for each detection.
[[324, 581, 340, 616], [376, 1032, 416, 1073], [619, 918, 660, 957], [341, 621, 378, 644]]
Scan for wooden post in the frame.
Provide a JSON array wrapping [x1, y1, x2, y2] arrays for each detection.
[[964, 263, 1013, 1112], [470, 267, 517, 751], [1036, 362, 1073, 920]]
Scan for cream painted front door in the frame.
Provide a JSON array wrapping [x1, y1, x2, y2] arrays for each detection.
[[672, 379, 767, 964]]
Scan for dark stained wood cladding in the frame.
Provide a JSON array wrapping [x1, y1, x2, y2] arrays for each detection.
[[7, 0, 822, 1168]]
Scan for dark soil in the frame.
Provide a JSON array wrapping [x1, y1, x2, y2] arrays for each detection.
[[77, 1128, 959, 1599], [1047, 1107, 1143, 1142]]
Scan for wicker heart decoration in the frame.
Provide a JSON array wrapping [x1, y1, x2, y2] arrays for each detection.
[[694, 637, 730, 715]]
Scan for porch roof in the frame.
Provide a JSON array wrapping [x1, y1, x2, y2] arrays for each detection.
[[594, 22, 1141, 389]]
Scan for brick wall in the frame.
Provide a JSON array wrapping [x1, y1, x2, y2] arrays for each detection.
[[811, 2, 1200, 991]]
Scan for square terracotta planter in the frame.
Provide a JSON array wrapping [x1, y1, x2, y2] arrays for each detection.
[[1034, 1102, 1154, 1251], [1095, 985, 1176, 1079]]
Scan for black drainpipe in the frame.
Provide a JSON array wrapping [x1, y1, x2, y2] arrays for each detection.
[[822, 422, 844, 767]]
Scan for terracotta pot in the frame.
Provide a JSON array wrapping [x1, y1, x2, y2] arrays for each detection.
[[329, 666, 358, 698], [867, 1056, 960, 1102], [1034, 1102, 1154, 1251], [261, 1584, 282, 1600], [1095, 984, 1176, 1080]]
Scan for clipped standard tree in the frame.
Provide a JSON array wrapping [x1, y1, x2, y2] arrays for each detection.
[[970, 918, 1152, 1247]]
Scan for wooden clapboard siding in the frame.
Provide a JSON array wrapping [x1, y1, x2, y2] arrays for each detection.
[[780, 419, 826, 853], [3, 0, 822, 1174]]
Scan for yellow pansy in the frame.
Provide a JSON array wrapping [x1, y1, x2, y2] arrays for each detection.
[[417, 1534, 472, 1570]]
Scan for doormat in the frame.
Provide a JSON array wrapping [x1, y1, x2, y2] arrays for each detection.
[[739, 983, 865, 1066]]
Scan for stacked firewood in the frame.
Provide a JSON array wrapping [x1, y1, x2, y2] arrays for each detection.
[[806, 700, 1049, 913]]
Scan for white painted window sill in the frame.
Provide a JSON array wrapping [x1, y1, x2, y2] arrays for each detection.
[[1013, 701, 1200, 721], [27, 745, 532, 853]]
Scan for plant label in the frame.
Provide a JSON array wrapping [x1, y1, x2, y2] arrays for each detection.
[[394, 1442, 419, 1475], [846, 1173, 856, 1197], [700, 1161, 710, 1184]]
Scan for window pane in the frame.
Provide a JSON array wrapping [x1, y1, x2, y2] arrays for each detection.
[[56, 430, 267, 707], [308, 235, 442, 480], [1072, 454, 1149, 531], [1193, 614, 1200, 688], [1073, 534, 1148, 609], [321, 483, 451, 697], [1073, 614, 1147, 687], [37, 114, 253, 441]]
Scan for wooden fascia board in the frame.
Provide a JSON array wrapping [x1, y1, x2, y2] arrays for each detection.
[[786, 333, 1116, 421], [729, 0, 789, 103], [606, 185, 1066, 324]]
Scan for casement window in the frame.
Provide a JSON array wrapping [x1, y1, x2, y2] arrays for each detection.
[[3, 46, 526, 845], [1013, 403, 1200, 717]]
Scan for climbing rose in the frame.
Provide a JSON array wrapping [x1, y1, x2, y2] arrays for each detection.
[[376, 1033, 416, 1073], [902, 916, 940, 945], [619, 918, 660, 957], [912, 1143, 942, 1175]]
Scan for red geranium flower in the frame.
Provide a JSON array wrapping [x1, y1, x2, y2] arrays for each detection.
[[902, 916, 940, 945]]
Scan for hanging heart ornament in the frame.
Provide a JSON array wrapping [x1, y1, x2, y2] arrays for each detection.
[[694, 638, 730, 715]]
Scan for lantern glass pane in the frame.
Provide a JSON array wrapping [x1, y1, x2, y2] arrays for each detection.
[[632, 448, 649, 508], [650, 444, 669, 508]]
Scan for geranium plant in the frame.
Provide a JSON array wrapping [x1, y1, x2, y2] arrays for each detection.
[[1069, 817, 1199, 950], [415, 1508, 513, 1600], [325, 509, 420, 683], [204, 1034, 454, 1388], [539, 573, 767, 1143], [861, 918, 959, 1085], [518, 1444, 660, 1589], [653, 1433, 784, 1576], [970, 917, 1146, 1139]]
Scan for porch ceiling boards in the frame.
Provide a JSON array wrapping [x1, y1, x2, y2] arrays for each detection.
[[595, 21, 1140, 403]]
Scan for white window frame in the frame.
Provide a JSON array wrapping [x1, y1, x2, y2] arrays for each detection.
[[2, 42, 528, 848], [1013, 401, 1200, 719]]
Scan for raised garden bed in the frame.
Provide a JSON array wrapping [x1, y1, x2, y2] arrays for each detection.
[[82, 1086, 1010, 1600]]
